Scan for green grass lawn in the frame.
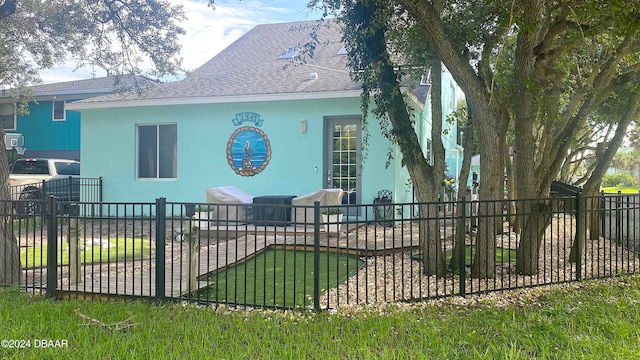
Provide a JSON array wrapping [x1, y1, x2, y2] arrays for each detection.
[[20, 237, 154, 268], [2, 276, 640, 359], [600, 186, 640, 194], [11, 216, 42, 230], [198, 248, 365, 308]]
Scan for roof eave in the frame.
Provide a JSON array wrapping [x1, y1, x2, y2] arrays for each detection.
[[0, 88, 116, 101], [403, 86, 426, 110], [66, 90, 363, 110], [32, 88, 115, 97]]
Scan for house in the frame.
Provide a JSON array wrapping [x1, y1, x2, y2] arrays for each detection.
[[0, 76, 157, 160], [67, 20, 461, 216]]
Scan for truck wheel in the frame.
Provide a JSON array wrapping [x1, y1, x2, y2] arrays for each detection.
[[15, 188, 42, 216]]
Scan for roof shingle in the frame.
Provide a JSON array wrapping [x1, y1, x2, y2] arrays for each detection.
[[69, 19, 431, 109], [72, 20, 361, 107]]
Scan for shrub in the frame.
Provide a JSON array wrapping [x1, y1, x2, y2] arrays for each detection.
[[602, 172, 637, 187]]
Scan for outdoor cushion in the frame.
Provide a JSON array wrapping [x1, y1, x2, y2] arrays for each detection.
[[205, 186, 254, 222], [291, 189, 344, 225]]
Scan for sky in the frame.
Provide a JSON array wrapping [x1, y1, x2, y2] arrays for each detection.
[[38, 0, 326, 84]]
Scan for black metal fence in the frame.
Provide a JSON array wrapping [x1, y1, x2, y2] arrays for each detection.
[[10, 177, 102, 215], [2, 192, 640, 311]]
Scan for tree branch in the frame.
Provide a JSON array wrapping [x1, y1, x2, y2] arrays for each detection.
[[74, 308, 138, 331]]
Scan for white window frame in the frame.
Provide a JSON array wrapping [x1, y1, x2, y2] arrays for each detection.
[[450, 85, 456, 109], [53, 100, 66, 121], [425, 139, 433, 165], [136, 123, 177, 180], [0, 103, 16, 130]]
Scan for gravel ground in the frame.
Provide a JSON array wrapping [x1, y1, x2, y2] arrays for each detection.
[[319, 214, 640, 309]]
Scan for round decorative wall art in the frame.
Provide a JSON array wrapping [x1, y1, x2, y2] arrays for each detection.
[[226, 126, 271, 176]]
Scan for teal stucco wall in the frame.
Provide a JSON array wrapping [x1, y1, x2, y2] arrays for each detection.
[[80, 97, 400, 205], [395, 69, 463, 200], [79, 72, 461, 211]]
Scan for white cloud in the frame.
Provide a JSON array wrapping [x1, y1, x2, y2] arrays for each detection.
[[39, 0, 324, 84]]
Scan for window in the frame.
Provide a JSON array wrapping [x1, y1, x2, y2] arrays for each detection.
[[420, 70, 432, 86], [0, 103, 15, 130], [450, 85, 456, 109], [53, 100, 66, 121], [11, 159, 49, 175], [137, 124, 177, 179], [54, 161, 80, 176], [279, 47, 299, 59]]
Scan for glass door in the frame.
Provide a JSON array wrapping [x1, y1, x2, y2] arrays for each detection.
[[325, 116, 361, 212]]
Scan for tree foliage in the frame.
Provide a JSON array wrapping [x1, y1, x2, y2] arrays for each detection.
[[0, 0, 186, 285], [602, 172, 637, 187], [0, 0, 185, 94]]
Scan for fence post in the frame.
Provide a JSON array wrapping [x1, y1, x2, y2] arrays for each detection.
[[97, 177, 104, 218], [66, 176, 73, 201], [575, 193, 583, 281], [186, 219, 198, 295], [599, 191, 605, 238], [68, 212, 81, 284], [459, 196, 466, 297], [46, 196, 58, 298], [313, 201, 320, 312], [155, 197, 166, 300], [616, 191, 622, 245], [98, 177, 103, 203]]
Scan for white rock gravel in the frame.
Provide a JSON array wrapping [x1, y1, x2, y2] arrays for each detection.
[[318, 214, 640, 309]]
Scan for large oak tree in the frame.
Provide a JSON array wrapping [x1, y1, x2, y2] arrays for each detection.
[[318, 0, 640, 277]]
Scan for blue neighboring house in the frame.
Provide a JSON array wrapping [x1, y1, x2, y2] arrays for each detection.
[[68, 20, 462, 215], [0, 76, 157, 160]]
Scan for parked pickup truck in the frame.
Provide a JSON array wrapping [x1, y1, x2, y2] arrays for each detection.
[[10, 158, 80, 215]]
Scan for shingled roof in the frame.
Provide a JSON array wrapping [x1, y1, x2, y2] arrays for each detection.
[[68, 19, 433, 110], [0, 75, 158, 100], [188, 20, 359, 95], [68, 20, 366, 109]]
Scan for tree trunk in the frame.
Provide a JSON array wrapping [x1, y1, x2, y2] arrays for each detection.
[[515, 199, 555, 274], [0, 125, 21, 286], [417, 202, 444, 276], [512, 0, 547, 275], [419, 59, 447, 276], [0, 232, 21, 286], [587, 191, 601, 240], [469, 104, 501, 279], [449, 104, 474, 272], [505, 144, 519, 232], [569, 92, 640, 262], [585, 191, 602, 240], [351, 0, 446, 276], [395, 0, 506, 278]]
